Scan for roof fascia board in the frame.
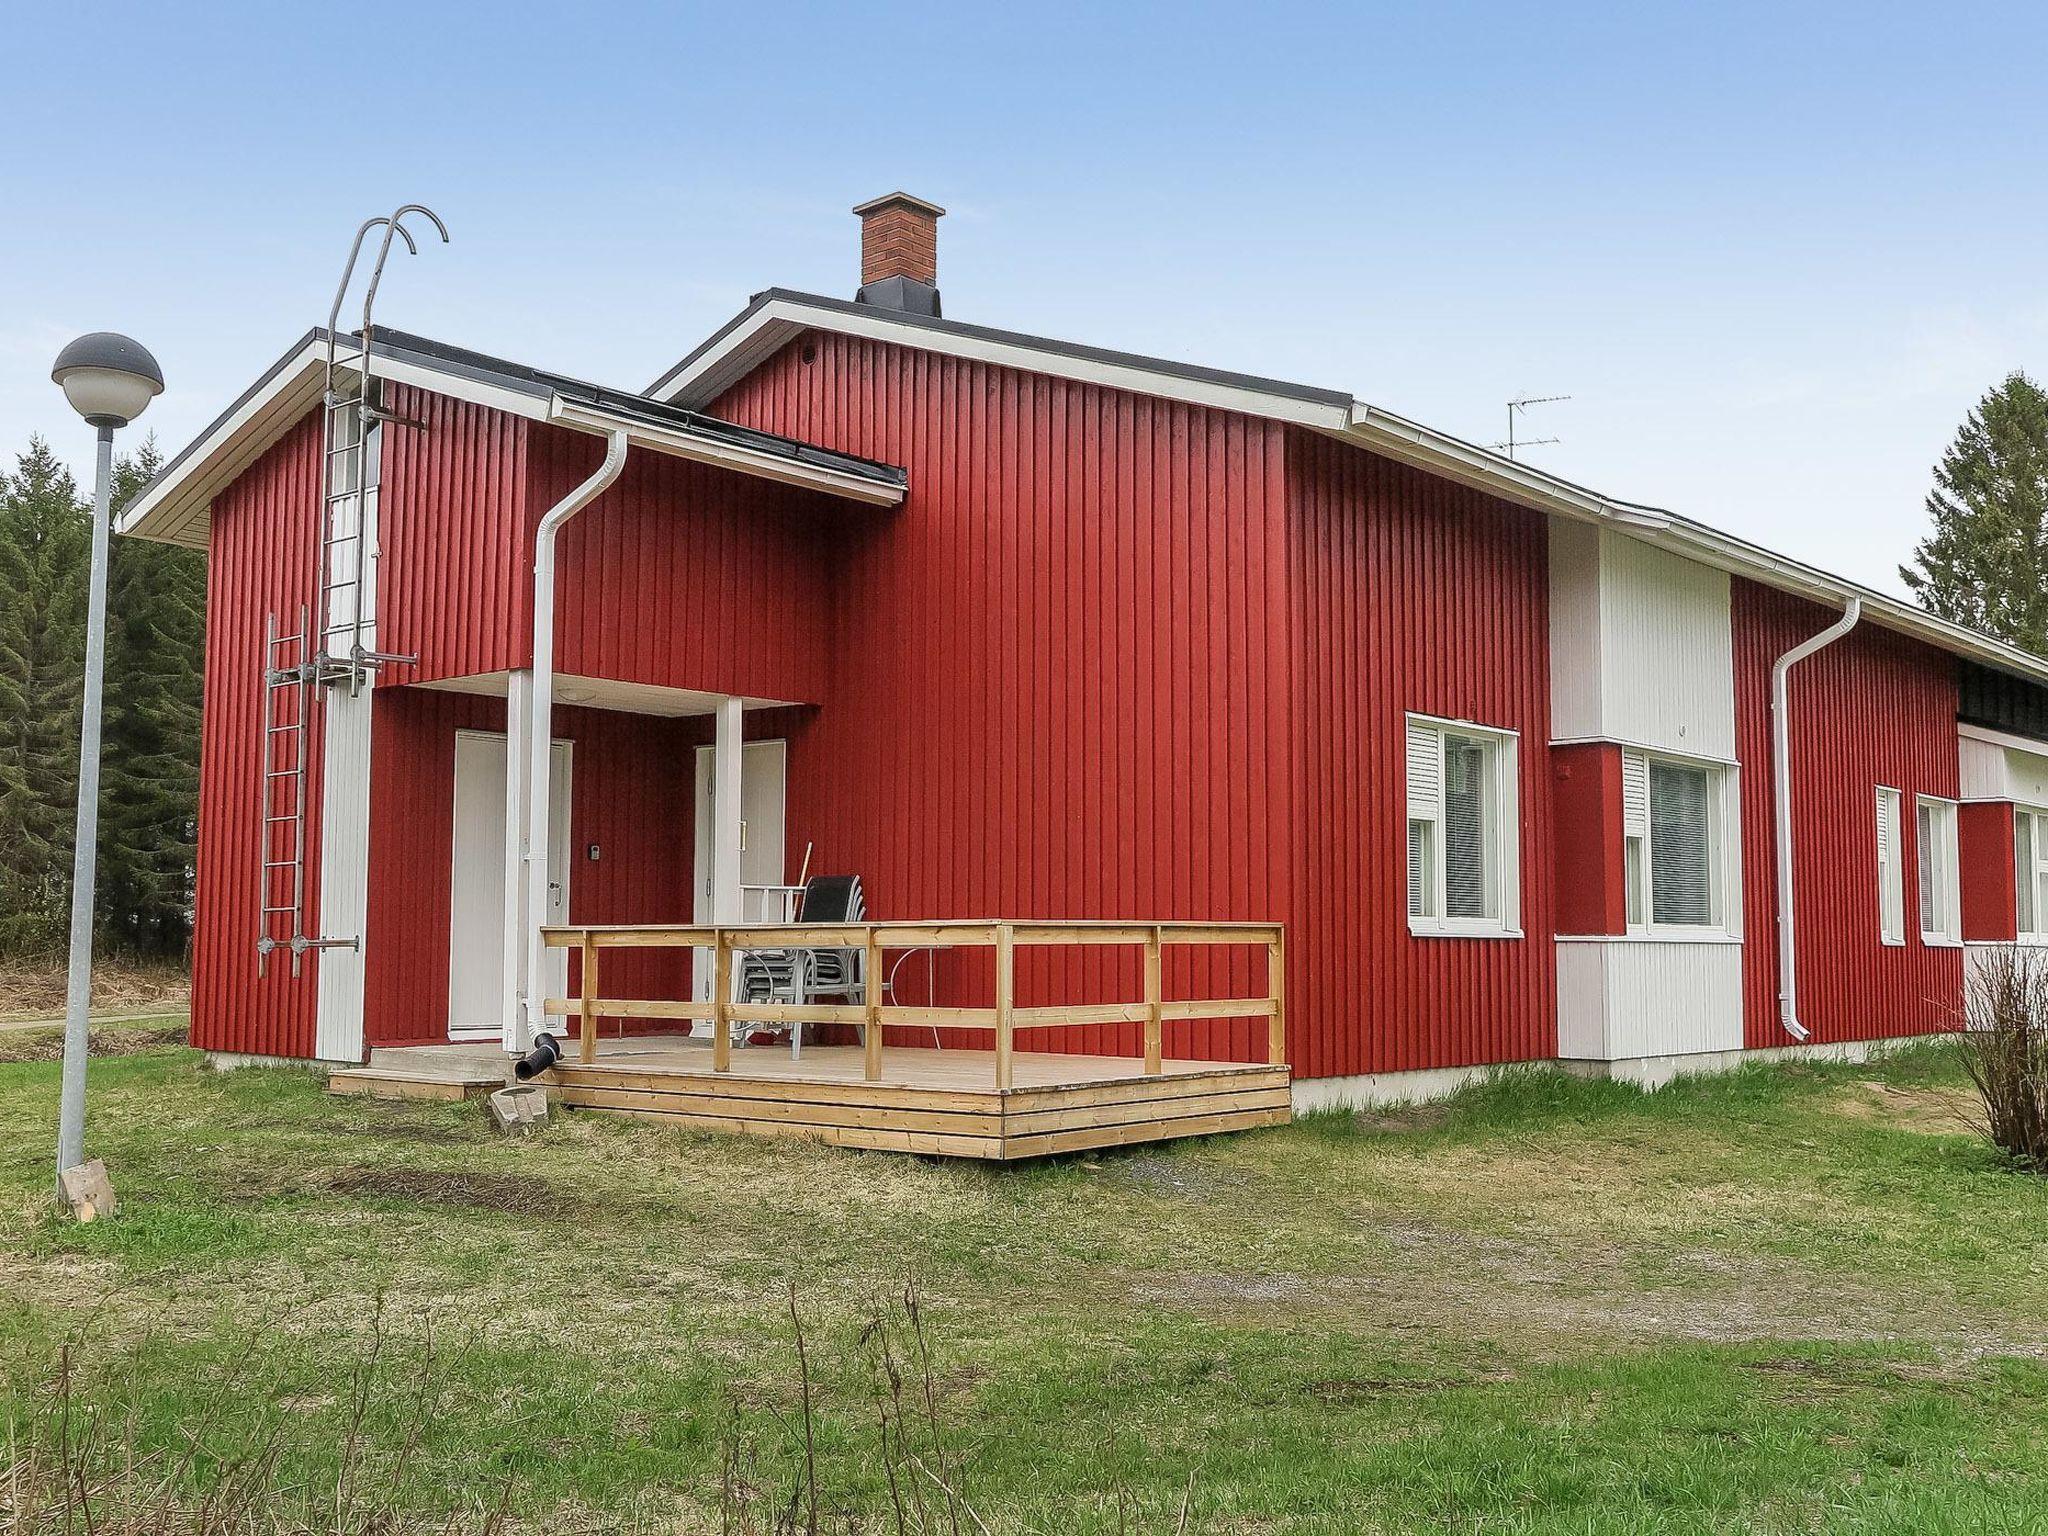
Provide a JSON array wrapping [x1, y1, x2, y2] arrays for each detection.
[[1339, 407, 2048, 690], [656, 296, 1355, 429], [546, 397, 905, 506], [368, 351, 552, 423]]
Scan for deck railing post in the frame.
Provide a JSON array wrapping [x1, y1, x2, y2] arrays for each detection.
[[1267, 928, 1286, 1067], [712, 928, 732, 1073], [578, 931, 599, 1064], [1143, 925, 1163, 1075], [994, 922, 1015, 1090], [863, 924, 884, 1082]]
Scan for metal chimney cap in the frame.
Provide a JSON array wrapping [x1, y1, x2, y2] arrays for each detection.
[[852, 191, 947, 219]]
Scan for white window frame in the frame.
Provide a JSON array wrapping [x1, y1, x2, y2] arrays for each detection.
[[1915, 795, 1961, 947], [2017, 806, 2048, 942], [1621, 747, 1736, 937], [1405, 713, 1522, 939], [1875, 786, 1905, 946]]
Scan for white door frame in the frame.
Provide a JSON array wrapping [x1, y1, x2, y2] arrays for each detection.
[[449, 727, 571, 1043], [693, 735, 789, 1000]]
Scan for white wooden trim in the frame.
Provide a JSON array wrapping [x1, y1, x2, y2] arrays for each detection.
[[1875, 785, 1905, 946], [651, 297, 1353, 429], [1404, 714, 1521, 939]]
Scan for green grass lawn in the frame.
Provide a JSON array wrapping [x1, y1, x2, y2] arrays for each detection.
[[3, 1040, 2046, 1533]]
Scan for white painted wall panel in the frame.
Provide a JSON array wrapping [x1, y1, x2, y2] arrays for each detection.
[[1548, 520, 1604, 740], [314, 685, 372, 1062], [1958, 732, 2048, 804], [1548, 525, 1736, 760], [1555, 938, 1745, 1060], [1597, 531, 1735, 759]]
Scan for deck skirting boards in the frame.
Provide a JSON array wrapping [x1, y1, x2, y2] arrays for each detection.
[[548, 1060, 1292, 1160]]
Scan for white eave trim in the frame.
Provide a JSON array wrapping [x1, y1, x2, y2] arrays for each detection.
[[547, 397, 905, 506], [652, 296, 1356, 430], [116, 336, 329, 548]]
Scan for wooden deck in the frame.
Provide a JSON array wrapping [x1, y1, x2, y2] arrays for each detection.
[[539, 1036, 1293, 1159]]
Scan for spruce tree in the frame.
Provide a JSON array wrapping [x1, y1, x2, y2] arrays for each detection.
[[1902, 372, 2048, 651], [101, 439, 206, 958], [0, 440, 88, 954]]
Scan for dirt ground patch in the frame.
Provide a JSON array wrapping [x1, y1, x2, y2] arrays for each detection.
[[0, 959, 190, 1022], [1829, 1079, 1982, 1138], [321, 1165, 584, 1218]]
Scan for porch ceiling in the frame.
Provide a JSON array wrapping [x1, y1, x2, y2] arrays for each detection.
[[414, 672, 797, 718]]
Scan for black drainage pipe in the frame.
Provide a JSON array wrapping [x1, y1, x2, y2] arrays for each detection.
[[513, 1032, 564, 1082]]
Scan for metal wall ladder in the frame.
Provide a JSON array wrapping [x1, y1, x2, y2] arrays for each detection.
[[254, 204, 445, 974], [257, 608, 312, 975]]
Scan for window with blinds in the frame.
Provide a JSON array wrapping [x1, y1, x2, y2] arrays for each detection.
[[1648, 760, 1714, 926], [1404, 715, 1519, 935], [1875, 787, 1904, 945], [1916, 796, 1959, 943], [1618, 749, 1729, 932], [2017, 809, 2048, 940]]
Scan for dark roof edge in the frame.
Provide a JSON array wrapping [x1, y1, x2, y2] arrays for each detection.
[[654, 288, 1355, 411], [368, 326, 905, 487]]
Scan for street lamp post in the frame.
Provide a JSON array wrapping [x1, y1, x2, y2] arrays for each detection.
[[49, 332, 163, 1200]]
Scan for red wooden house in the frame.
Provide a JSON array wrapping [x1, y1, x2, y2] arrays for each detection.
[[119, 194, 2048, 1156]]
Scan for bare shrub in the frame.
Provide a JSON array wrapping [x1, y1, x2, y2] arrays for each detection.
[[1955, 944, 2048, 1170]]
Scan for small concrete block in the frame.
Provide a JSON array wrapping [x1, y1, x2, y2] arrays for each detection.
[[59, 1159, 117, 1222], [487, 1085, 549, 1134]]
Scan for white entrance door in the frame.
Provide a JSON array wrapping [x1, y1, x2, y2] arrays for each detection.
[[693, 740, 788, 999], [450, 731, 571, 1038]]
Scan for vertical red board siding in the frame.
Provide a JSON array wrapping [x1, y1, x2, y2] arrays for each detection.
[[714, 334, 1294, 1066], [1284, 429, 1556, 1078], [191, 411, 326, 1057], [376, 385, 532, 686], [528, 425, 840, 704], [1960, 800, 2018, 942], [377, 388, 837, 699], [362, 685, 692, 1046], [1733, 579, 1964, 1045], [1550, 742, 1627, 935]]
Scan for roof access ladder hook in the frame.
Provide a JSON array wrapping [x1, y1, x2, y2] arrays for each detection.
[[323, 203, 450, 405]]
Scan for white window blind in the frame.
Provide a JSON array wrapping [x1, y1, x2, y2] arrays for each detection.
[[1621, 750, 1650, 926], [1406, 721, 1439, 919], [1648, 760, 1714, 926], [1621, 752, 1650, 839], [1876, 787, 1904, 944]]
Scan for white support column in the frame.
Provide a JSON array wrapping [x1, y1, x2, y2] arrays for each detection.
[[502, 668, 534, 1052], [712, 696, 745, 926]]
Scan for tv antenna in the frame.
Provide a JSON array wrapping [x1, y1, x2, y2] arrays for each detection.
[[1490, 394, 1570, 460]]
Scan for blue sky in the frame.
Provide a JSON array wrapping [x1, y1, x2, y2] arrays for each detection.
[[4, 0, 2044, 595]]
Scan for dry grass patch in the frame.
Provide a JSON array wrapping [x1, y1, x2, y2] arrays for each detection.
[[0, 957, 189, 1021]]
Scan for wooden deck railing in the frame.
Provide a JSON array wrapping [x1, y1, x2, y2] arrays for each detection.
[[539, 920, 1284, 1088]]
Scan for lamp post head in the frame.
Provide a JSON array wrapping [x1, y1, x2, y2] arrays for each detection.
[[52, 332, 164, 429]]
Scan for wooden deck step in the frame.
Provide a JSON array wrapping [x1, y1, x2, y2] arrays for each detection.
[[327, 1066, 504, 1102]]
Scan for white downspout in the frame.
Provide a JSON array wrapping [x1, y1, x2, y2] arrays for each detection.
[[1772, 595, 1861, 1041], [523, 426, 630, 1044]]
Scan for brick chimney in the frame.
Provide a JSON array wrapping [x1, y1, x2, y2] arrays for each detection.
[[853, 192, 945, 317]]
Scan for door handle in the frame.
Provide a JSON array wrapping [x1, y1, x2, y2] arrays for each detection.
[[739, 819, 748, 853]]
